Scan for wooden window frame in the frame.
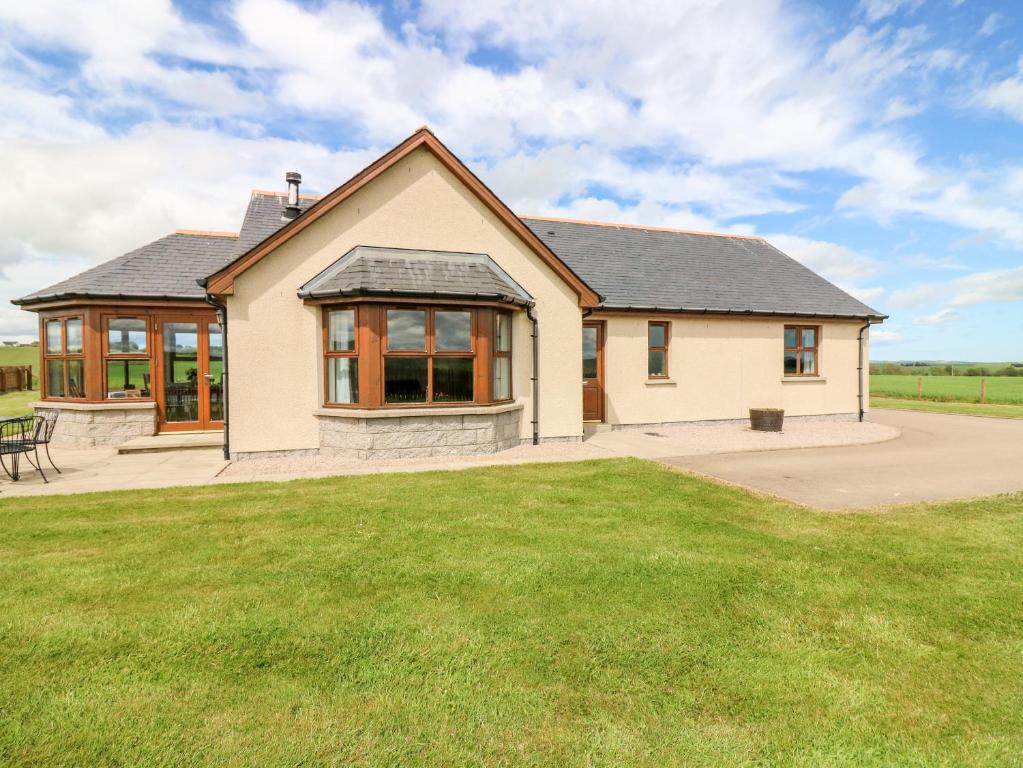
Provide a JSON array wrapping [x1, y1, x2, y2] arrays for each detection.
[[102, 315, 153, 401], [382, 306, 476, 406], [492, 311, 513, 402], [323, 306, 360, 405], [784, 325, 821, 377], [647, 321, 670, 379], [41, 315, 86, 400], [320, 303, 515, 409]]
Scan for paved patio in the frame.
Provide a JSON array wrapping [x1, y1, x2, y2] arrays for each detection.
[[0, 417, 897, 498]]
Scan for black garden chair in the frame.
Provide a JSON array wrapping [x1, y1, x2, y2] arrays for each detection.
[[25, 408, 61, 475]]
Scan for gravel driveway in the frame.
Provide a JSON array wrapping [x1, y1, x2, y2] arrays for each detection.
[[663, 409, 1023, 509]]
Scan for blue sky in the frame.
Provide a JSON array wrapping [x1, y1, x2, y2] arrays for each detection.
[[1, 0, 1021, 361]]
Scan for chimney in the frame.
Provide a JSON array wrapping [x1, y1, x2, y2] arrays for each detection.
[[282, 171, 302, 221]]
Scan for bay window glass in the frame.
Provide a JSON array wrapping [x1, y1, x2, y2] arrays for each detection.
[[328, 358, 359, 404], [42, 316, 85, 399], [46, 360, 65, 398], [107, 318, 147, 353], [325, 308, 359, 404], [434, 310, 471, 351], [492, 312, 512, 401], [65, 318, 83, 354], [386, 309, 426, 351], [106, 360, 151, 399], [432, 357, 473, 402], [104, 317, 151, 399], [45, 320, 62, 355], [328, 309, 356, 352], [385, 357, 428, 403]]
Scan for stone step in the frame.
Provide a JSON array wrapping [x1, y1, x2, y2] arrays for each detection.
[[117, 432, 224, 454], [583, 422, 613, 440]]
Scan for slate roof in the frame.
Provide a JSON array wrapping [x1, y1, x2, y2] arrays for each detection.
[[15, 190, 884, 321], [236, 191, 319, 255], [523, 218, 884, 320], [13, 232, 240, 305], [298, 246, 533, 305]]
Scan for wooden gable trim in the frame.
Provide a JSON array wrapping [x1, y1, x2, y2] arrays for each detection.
[[204, 127, 602, 308]]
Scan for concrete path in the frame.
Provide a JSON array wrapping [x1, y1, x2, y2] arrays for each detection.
[[0, 417, 897, 498], [663, 409, 1023, 509]]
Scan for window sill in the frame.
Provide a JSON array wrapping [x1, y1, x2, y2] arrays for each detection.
[[781, 376, 827, 383], [315, 401, 524, 419], [645, 378, 677, 386], [32, 400, 157, 411]]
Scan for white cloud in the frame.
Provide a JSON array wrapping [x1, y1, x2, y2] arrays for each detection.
[[889, 266, 1023, 309], [766, 234, 887, 306], [979, 13, 1003, 37], [0, 124, 378, 273], [977, 58, 1023, 122], [913, 308, 961, 325], [903, 254, 969, 271], [870, 329, 904, 345], [857, 0, 924, 23]]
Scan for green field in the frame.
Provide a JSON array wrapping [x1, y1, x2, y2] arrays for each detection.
[[871, 374, 1023, 404], [0, 345, 39, 388], [0, 346, 39, 416], [2, 460, 1023, 766], [871, 396, 1023, 419]]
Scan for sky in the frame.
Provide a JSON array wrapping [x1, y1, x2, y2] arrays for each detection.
[[0, 0, 1021, 361]]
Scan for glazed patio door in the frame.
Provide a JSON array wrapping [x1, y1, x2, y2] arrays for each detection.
[[582, 321, 604, 422], [156, 317, 224, 432]]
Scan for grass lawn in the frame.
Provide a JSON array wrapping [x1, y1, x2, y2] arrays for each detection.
[[2, 460, 1022, 766], [871, 374, 1023, 404], [871, 396, 1023, 419], [0, 389, 38, 418]]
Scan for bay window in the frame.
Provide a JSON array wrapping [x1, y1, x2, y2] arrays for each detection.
[[42, 316, 85, 399], [321, 304, 514, 408]]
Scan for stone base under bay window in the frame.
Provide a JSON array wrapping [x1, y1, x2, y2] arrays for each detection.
[[32, 400, 158, 448], [312, 402, 524, 461]]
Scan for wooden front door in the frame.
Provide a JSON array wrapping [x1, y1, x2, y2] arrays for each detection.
[[154, 316, 224, 432], [582, 321, 604, 422]]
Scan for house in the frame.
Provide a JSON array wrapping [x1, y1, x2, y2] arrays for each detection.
[[14, 127, 885, 459]]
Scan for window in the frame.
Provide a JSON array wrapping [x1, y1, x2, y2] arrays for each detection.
[[42, 316, 85, 399], [324, 308, 359, 404], [320, 304, 515, 408], [648, 321, 669, 378], [104, 317, 151, 399], [784, 325, 819, 376], [492, 312, 512, 401], [384, 308, 474, 404]]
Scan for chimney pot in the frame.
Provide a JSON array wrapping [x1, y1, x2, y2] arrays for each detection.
[[283, 171, 302, 220]]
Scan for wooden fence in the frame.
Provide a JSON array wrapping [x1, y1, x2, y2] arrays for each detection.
[[0, 365, 33, 394]]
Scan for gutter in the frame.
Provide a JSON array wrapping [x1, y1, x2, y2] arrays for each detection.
[[202, 290, 231, 461], [525, 304, 539, 446]]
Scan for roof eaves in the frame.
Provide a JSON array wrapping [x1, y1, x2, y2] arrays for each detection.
[[597, 304, 887, 321]]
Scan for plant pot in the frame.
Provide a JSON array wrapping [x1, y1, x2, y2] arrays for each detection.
[[749, 408, 784, 432]]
